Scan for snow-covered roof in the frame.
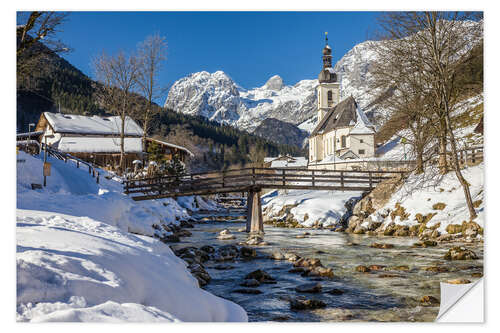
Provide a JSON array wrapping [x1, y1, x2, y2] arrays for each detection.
[[269, 156, 308, 168], [349, 104, 375, 135], [146, 138, 194, 157], [43, 112, 143, 136], [56, 137, 143, 153], [17, 131, 44, 139]]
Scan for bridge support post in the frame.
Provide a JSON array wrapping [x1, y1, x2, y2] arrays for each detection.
[[246, 189, 264, 234]]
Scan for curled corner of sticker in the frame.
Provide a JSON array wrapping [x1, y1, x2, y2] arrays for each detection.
[[436, 278, 483, 321]]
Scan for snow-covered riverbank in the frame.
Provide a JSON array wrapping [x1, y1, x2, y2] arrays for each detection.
[[16, 151, 247, 322]]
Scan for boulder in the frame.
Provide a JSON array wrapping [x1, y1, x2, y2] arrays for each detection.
[[370, 243, 394, 249], [308, 266, 334, 278], [355, 265, 371, 273], [424, 266, 449, 273], [290, 298, 326, 310], [217, 229, 236, 240], [232, 288, 262, 295], [289, 267, 309, 274], [295, 282, 322, 293], [444, 247, 478, 260], [420, 295, 440, 306], [213, 264, 235, 270], [368, 264, 386, 271], [326, 288, 344, 295], [293, 257, 322, 269], [244, 269, 275, 282], [240, 246, 257, 258], [446, 224, 463, 234], [240, 278, 260, 287], [200, 245, 215, 253], [387, 265, 410, 271], [270, 251, 285, 260]]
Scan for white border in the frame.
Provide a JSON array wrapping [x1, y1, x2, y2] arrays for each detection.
[[3, 1, 498, 332]]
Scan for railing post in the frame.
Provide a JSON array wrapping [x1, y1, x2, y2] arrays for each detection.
[[92, 168, 95, 178], [472, 149, 476, 164], [252, 167, 255, 185], [89, 165, 91, 174], [340, 171, 344, 188], [369, 171, 373, 188], [282, 169, 285, 186], [96, 171, 99, 184], [77, 160, 79, 168], [222, 171, 225, 188], [311, 169, 315, 187]]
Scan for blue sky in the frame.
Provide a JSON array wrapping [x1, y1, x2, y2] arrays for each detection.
[[53, 11, 379, 103]]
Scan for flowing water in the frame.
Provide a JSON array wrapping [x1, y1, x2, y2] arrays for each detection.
[[172, 209, 483, 322]]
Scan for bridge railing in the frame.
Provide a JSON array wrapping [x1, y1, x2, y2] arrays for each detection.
[[123, 167, 406, 200]]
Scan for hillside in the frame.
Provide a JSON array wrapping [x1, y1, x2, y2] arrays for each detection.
[[16, 41, 304, 171], [253, 118, 309, 147]]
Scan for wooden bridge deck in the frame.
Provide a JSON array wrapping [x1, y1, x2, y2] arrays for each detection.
[[123, 167, 405, 201]]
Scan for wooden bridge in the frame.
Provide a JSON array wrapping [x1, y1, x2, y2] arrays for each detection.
[[124, 167, 405, 233]]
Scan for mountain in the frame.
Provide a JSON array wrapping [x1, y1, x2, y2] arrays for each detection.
[[253, 118, 309, 148], [164, 71, 318, 133], [163, 42, 385, 144], [165, 18, 483, 146]]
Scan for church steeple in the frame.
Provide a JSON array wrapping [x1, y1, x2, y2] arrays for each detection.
[[322, 32, 332, 69], [318, 32, 337, 83]]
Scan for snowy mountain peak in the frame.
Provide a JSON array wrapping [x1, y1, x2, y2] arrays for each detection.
[[263, 75, 284, 91]]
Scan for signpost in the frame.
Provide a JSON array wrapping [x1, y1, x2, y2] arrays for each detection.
[[43, 134, 55, 186]]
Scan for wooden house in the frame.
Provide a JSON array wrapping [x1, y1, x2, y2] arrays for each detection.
[[35, 112, 143, 169]]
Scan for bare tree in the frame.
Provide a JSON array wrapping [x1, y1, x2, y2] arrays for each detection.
[[136, 33, 168, 151], [93, 51, 139, 174], [373, 11, 482, 220]]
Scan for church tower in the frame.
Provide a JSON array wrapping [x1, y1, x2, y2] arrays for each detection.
[[316, 32, 340, 122]]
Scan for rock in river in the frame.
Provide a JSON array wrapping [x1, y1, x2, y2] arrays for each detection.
[[217, 229, 236, 240], [240, 278, 260, 287], [326, 288, 344, 295], [244, 269, 275, 283], [444, 246, 478, 260], [420, 295, 440, 306], [240, 246, 257, 258], [290, 297, 326, 310], [370, 243, 394, 249], [355, 265, 371, 273], [295, 282, 322, 293], [232, 288, 262, 295]]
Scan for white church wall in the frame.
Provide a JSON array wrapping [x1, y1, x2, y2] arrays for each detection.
[[349, 133, 375, 158]]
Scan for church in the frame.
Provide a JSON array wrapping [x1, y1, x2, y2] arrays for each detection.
[[308, 34, 376, 165]]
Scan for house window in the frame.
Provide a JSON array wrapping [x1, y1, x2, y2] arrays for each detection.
[[359, 149, 365, 155], [327, 90, 332, 101], [341, 135, 346, 148], [360, 139, 364, 143]]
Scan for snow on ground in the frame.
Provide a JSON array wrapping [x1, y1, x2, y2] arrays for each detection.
[[16, 151, 246, 322], [370, 163, 484, 235], [17, 151, 215, 237], [262, 189, 362, 227], [17, 210, 247, 322]]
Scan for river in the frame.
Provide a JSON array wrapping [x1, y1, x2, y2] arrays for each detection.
[[172, 208, 483, 322]]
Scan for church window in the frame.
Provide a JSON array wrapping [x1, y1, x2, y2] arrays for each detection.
[[327, 91, 332, 101], [360, 139, 364, 143], [359, 149, 365, 155], [341, 135, 346, 148]]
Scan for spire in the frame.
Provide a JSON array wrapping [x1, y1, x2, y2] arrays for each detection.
[[318, 32, 337, 83]]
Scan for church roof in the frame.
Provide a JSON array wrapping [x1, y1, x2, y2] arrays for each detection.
[[310, 96, 353, 136]]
